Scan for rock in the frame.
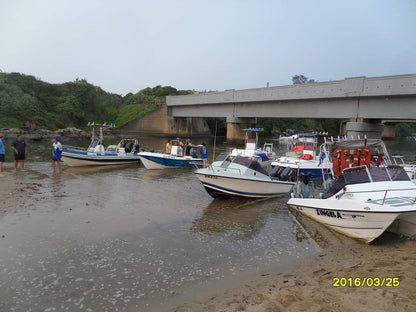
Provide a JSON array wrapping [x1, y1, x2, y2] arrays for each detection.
[[56, 127, 90, 138], [0, 126, 91, 139]]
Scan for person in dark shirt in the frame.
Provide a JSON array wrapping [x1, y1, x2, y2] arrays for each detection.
[[11, 135, 27, 172], [0, 134, 5, 177]]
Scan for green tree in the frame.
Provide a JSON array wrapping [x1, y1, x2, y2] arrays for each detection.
[[292, 75, 315, 84]]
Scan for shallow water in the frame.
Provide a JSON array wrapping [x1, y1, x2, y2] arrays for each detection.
[[0, 136, 414, 311], [0, 137, 316, 312]]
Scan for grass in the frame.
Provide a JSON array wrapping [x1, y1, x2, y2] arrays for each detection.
[[115, 104, 158, 127]]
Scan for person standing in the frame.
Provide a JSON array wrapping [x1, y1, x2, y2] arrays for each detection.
[[0, 134, 5, 177], [11, 135, 27, 172], [165, 139, 172, 154], [52, 136, 63, 172], [200, 143, 208, 168]]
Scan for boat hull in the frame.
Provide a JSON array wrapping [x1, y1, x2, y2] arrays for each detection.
[[287, 199, 400, 243], [195, 173, 294, 199], [138, 152, 203, 169], [62, 152, 140, 167]]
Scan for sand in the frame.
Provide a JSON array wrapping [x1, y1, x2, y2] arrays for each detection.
[[172, 228, 416, 312]]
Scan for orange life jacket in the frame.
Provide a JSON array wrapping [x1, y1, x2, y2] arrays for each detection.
[[352, 149, 359, 167], [340, 149, 350, 172], [359, 147, 371, 167], [332, 148, 342, 176]]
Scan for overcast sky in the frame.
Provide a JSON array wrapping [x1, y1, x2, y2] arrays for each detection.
[[1, 0, 415, 95]]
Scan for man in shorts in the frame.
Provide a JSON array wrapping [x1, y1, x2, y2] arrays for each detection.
[[52, 136, 62, 172], [11, 134, 27, 172], [0, 134, 5, 177]]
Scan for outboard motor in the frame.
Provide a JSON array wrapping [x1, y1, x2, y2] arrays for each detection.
[[279, 167, 291, 181], [270, 165, 281, 177], [125, 142, 133, 153]]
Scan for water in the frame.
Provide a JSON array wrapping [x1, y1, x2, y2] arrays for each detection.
[[0, 136, 414, 311]]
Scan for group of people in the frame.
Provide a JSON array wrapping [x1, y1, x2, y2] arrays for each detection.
[[0, 134, 63, 176], [165, 138, 208, 167]]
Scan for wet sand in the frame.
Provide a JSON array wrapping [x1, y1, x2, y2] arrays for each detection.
[[0, 162, 317, 312], [173, 219, 416, 312]]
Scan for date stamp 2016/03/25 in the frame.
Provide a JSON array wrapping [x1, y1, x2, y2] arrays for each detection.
[[333, 277, 400, 287]]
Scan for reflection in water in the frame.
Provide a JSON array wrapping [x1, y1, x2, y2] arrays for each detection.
[[62, 163, 138, 177], [192, 198, 271, 237]]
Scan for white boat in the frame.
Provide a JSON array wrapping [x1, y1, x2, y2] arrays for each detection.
[[271, 133, 331, 180], [61, 123, 140, 167], [229, 128, 276, 160], [287, 139, 416, 243], [138, 141, 203, 169], [195, 154, 295, 198]]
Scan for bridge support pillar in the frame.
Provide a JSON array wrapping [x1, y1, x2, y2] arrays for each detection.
[[381, 124, 396, 140], [345, 120, 384, 139], [226, 117, 257, 143]]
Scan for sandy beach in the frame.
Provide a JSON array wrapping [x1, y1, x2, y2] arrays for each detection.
[[173, 231, 416, 312]]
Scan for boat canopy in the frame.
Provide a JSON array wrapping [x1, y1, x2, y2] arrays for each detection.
[[242, 128, 264, 132], [298, 133, 316, 138], [233, 155, 268, 175], [324, 139, 385, 150], [322, 166, 410, 199]]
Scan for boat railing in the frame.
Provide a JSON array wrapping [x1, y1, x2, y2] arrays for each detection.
[[341, 188, 416, 206]]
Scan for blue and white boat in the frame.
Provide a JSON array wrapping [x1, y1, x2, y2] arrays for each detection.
[[271, 133, 331, 180], [195, 154, 295, 199], [138, 140, 203, 169], [61, 123, 140, 166]]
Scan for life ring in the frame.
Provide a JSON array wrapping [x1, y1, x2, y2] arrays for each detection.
[[300, 154, 313, 160]]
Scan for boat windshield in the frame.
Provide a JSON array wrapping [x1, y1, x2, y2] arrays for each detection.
[[322, 166, 410, 199], [215, 153, 229, 162], [233, 155, 268, 175]]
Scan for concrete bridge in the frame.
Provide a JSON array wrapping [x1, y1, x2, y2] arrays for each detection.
[[167, 74, 416, 141]]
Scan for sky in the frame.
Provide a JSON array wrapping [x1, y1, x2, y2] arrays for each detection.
[[1, 0, 415, 95]]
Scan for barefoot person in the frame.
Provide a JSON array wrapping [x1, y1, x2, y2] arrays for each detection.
[[52, 136, 62, 172], [0, 134, 5, 177], [11, 135, 27, 172], [200, 143, 208, 168], [165, 139, 172, 154]]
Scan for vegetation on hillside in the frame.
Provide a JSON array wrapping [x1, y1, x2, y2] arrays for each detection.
[[0, 72, 187, 129], [115, 86, 188, 126]]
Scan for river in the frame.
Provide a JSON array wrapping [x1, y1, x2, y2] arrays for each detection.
[[0, 135, 414, 311]]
